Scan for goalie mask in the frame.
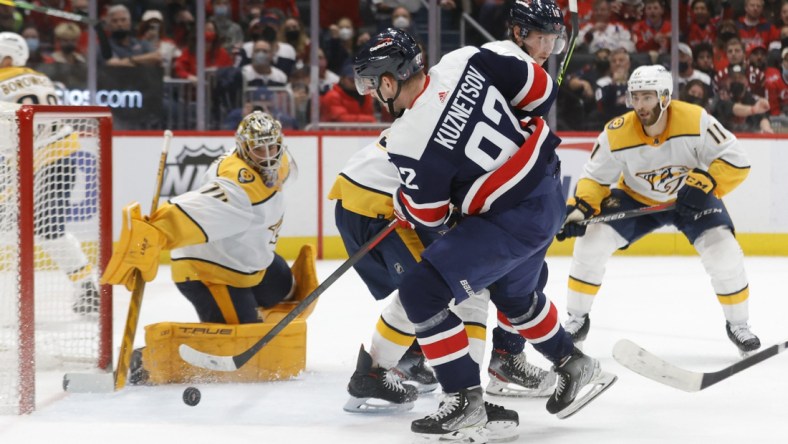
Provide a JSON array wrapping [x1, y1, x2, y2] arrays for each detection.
[[235, 111, 285, 186], [509, 0, 567, 55], [0, 32, 29, 67]]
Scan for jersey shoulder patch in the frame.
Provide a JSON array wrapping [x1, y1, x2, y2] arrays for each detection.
[[665, 100, 703, 139], [216, 153, 277, 204], [604, 112, 642, 152]]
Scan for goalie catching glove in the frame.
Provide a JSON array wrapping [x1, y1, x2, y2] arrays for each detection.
[[101, 202, 167, 291], [676, 168, 716, 218], [555, 198, 595, 241]]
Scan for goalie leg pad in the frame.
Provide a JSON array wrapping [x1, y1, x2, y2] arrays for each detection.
[[694, 226, 750, 323], [259, 244, 319, 323]]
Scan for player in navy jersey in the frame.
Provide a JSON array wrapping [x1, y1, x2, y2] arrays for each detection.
[[353, 1, 616, 440]]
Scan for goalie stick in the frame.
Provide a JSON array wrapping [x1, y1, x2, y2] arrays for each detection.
[[64, 130, 173, 393], [179, 219, 398, 372], [612, 339, 788, 392]]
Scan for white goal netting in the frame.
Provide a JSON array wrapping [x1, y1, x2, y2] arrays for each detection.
[[0, 104, 112, 414]]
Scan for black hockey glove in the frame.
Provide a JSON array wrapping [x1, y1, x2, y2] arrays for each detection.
[[556, 198, 595, 241], [676, 168, 716, 218]]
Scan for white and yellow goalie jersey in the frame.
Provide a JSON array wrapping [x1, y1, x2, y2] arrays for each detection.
[[151, 151, 290, 287], [573, 100, 750, 213]]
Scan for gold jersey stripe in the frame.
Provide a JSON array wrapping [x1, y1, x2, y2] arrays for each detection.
[[396, 226, 426, 263], [171, 257, 266, 287], [568, 276, 601, 295], [465, 323, 487, 341], [207, 282, 240, 324], [708, 158, 750, 198], [328, 174, 394, 219], [717, 286, 749, 305], [376, 317, 415, 346]]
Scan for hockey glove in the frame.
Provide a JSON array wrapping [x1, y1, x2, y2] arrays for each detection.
[[556, 198, 595, 241], [100, 202, 167, 291], [676, 168, 716, 218]]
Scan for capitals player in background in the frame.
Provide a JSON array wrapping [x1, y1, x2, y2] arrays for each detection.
[[0, 32, 100, 314], [353, 1, 616, 440], [558, 65, 761, 357]]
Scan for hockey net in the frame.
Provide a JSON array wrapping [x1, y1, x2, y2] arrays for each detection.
[[0, 104, 113, 414]]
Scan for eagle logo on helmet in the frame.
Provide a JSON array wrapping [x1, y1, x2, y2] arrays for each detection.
[[371, 37, 394, 52]]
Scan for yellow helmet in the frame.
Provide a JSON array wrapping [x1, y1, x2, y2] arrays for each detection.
[[235, 111, 284, 181]]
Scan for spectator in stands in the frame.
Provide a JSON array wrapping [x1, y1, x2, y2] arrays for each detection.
[[561, 47, 610, 130], [320, 62, 376, 123], [0, 5, 22, 33], [736, 0, 781, 50], [610, 0, 644, 30], [317, 47, 339, 95], [371, 0, 422, 32], [475, 0, 512, 40], [746, 43, 769, 71], [173, 19, 234, 82], [680, 78, 712, 111], [578, 0, 635, 53], [714, 19, 739, 70], [711, 63, 773, 133], [763, 47, 788, 130], [391, 7, 416, 34], [138, 10, 181, 78], [686, 0, 733, 48], [22, 26, 52, 67], [325, 16, 357, 74], [714, 38, 766, 96], [171, 7, 196, 49], [289, 66, 310, 128], [678, 42, 711, 90], [693, 42, 716, 77], [241, 39, 288, 87], [631, 0, 671, 60], [51, 22, 85, 65], [105, 4, 162, 67], [264, 0, 301, 19], [596, 47, 632, 122], [780, 1, 788, 27], [280, 17, 309, 69], [212, 0, 245, 54], [260, 13, 297, 76]]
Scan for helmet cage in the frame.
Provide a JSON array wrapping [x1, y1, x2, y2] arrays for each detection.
[[235, 111, 284, 177]]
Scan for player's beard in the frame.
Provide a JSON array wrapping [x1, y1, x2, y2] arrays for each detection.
[[636, 103, 661, 127]]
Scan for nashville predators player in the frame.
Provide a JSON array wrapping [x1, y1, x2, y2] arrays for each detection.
[[0, 32, 99, 314], [102, 112, 316, 383], [557, 65, 759, 357]]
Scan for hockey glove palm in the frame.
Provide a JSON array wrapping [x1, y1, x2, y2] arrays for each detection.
[[100, 202, 166, 291], [676, 169, 716, 218], [556, 198, 594, 241]]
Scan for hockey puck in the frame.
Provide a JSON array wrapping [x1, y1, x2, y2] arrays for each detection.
[[182, 387, 201, 406]]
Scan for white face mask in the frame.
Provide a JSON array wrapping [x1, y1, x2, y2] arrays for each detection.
[[393, 16, 410, 29], [338, 27, 353, 41]]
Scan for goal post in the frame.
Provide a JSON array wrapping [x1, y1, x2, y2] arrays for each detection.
[[1, 104, 113, 414]]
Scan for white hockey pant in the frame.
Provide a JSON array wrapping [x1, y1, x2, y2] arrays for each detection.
[[567, 223, 627, 316], [694, 226, 750, 323]]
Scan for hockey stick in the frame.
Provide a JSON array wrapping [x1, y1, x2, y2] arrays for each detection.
[[179, 219, 398, 371], [0, 0, 113, 60], [578, 202, 675, 226], [65, 130, 172, 393], [556, 0, 578, 86], [612, 339, 788, 392]]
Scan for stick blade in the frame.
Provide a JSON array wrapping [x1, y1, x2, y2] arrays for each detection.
[[178, 343, 239, 372], [63, 372, 115, 393], [612, 339, 702, 392]]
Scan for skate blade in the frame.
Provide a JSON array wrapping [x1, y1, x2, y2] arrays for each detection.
[[555, 371, 617, 420], [485, 420, 519, 442], [343, 396, 414, 414], [414, 425, 489, 443], [485, 378, 554, 398]]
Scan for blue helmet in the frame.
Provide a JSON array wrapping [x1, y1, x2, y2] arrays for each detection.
[[509, 0, 567, 54], [353, 28, 424, 96]]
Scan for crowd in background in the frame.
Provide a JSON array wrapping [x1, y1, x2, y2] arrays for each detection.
[[2, 0, 787, 132]]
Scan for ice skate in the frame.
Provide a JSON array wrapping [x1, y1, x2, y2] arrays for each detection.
[[726, 322, 761, 357], [393, 344, 439, 394], [72, 280, 100, 314], [483, 401, 519, 442], [344, 345, 417, 413], [411, 386, 488, 443], [486, 350, 556, 398], [564, 313, 589, 349], [128, 348, 150, 385], [546, 347, 617, 419]]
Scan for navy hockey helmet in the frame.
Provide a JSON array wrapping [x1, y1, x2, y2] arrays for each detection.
[[353, 28, 424, 97], [509, 0, 567, 54]]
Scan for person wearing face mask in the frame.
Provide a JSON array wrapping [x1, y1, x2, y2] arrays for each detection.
[[210, 0, 244, 54], [105, 4, 161, 68], [713, 38, 765, 96], [319, 62, 376, 123], [390, 7, 414, 33], [138, 10, 181, 78], [325, 17, 357, 73], [173, 19, 234, 82], [241, 39, 288, 87], [678, 43, 711, 92], [687, 0, 733, 49], [762, 47, 788, 131], [21, 25, 52, 67], [51, 22, 85, 65], [280, 17, 308, 69], [710, 65, 773, 133], [679, 78, 711, 110]]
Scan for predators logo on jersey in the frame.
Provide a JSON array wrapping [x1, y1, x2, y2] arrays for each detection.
[[238, 168, 255, 184], [635, 165, 690, 195]]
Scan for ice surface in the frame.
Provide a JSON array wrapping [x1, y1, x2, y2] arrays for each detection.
[[1, 257, 786, 444]]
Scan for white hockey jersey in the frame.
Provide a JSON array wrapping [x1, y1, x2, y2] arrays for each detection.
[[0, 66, 58, 104], [152, 151, 290, 287], [574, 100, 750, 211], [327, 131, 399, 219]]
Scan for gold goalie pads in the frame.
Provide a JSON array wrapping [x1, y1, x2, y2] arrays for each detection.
[[142, 244, 319, 384]]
